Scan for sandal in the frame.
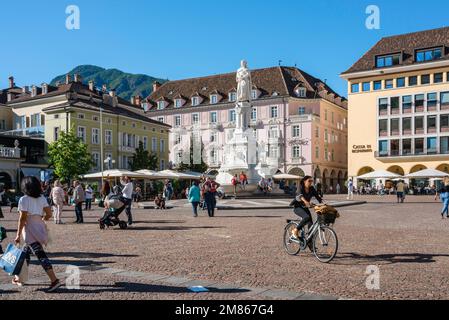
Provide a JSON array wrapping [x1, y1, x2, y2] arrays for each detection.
[[12, 277, 24, 287]]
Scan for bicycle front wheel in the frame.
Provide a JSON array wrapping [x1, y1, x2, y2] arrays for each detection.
[[312, 225, 338, 263], [283, 222, 301, 256]]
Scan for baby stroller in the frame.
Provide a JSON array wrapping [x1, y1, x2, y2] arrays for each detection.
[[99, 195, 128, 230]]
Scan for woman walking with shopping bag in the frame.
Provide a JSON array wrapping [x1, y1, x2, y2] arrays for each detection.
[[51, 180, 65, 224], [12, 176, 61, 292]]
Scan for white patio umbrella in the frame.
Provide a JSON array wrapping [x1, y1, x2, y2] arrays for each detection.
[[134, 170, 173, 180], [182, 170, 215, 179], [273, 173, 303, 180], [357, 170, 401, 180], [82, 169, 145, 179], [404, 169, 449, 179], [158, 170, 200, 180]]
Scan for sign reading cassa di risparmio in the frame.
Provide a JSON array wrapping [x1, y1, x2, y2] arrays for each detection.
[[352, 145, 373, 153]]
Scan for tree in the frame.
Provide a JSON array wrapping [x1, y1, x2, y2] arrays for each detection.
[[129, 141, 158, 171], [176, 134, 208, 173], [48, 129, 93, 181]]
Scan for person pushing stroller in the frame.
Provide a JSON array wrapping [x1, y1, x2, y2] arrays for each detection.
[[99, 179, 132, 230]]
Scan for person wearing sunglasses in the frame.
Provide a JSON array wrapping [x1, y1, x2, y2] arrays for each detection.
[[291, 175, 323, 239]]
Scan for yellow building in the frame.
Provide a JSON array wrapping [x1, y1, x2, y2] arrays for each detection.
[[2, 74, 170, 173], [341, 27, 449, 186]]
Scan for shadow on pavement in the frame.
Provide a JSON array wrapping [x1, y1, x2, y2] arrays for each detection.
[[218, 216, 283, 219], [38, 282, 250, 295], [333, 252, 449, 265], [127, 226, 224, 231], [133, 220, 187, 224], [48, 252, 139, 259]]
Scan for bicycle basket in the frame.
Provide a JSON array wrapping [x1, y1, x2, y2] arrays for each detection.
[[317, 212, 337, 225]]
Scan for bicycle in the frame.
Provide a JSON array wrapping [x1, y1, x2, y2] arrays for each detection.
[[283, 205, 339, 263]]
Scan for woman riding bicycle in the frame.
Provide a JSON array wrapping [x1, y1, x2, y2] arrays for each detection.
[[291, 176, 323, 239]]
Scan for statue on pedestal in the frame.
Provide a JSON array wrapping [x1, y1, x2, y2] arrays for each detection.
[[237, 60, 252, 103]]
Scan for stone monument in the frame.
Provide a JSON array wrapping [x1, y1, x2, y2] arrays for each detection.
[[216, 60, 277, 195]]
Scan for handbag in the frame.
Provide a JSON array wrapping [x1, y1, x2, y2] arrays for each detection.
[[0, 226, 6, 242], [0, 243, 27, 276]]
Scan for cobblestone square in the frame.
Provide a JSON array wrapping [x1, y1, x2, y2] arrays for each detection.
[[0, 195, 447, 300]]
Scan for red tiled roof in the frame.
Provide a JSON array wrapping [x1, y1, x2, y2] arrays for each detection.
[[146, 66, 346, 110]]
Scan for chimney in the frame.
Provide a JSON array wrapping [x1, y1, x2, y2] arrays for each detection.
[[8, 76, 14, 88], [153, 81, 161, 92], [31, 85, 37, 97], [135, 96, 142, 106], [41, 83, 48, 95], [65, 74, 71, 84], [88, 80, 95, 91], [130, 96, 136, 105], [102, 84, 107, 92], [23, 86, 29, 94], [74, 74, 82, 83]]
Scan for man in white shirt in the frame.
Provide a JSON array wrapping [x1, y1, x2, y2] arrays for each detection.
[[120, 176, 134, 225]]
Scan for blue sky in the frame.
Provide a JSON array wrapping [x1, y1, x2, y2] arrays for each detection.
[[1, 0, 449, 96]]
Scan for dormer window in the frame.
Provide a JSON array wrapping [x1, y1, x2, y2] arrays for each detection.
[[142, 102, 150, 112], [272, 92, 279, 97], [251, 90, 258, 100], [295, 87, 307, 97], [174, 99, 183, 108], [376, 53, 401, 68], [416, 47, 443, 62], [157, 101, 165, 110], [229, 92, 237, 102], [192, 96, 200, 106], [210, 95, 218, 104]]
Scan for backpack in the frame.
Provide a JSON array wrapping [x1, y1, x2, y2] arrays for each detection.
[[231, 177, 237, 186]]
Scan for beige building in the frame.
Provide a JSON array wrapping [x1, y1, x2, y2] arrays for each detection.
[[341, 27, 449, 185], [1, 74, 170, 175]]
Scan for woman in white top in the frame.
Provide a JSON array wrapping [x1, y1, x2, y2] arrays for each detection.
[[13, 176, 61, 292], [85, 185, 93, 211], [51, 180, 65, 224]]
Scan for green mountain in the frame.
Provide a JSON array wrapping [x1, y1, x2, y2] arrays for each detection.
[[50, 65, 166, 101]]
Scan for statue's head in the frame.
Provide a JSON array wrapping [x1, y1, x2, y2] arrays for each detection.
[[240, 60, 247, 68]]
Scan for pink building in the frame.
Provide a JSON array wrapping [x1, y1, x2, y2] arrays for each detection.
[[138, 66, 348, 191]]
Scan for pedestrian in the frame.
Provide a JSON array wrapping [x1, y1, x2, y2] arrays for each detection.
[[204, 185, 216, 217], [258, 177, 267, 195], [188, 181, 201, 217], [51, 180, 65, 224], [13, 176, 62, 292], [347, 178, 354, 200], [155, 194, 166, 210], [0, 185, 4, 219], [231, 174, 239, 197], [396, 180, 406, 203], [120, 176, 134, 225], [438, 177, 449, 219], [239, 172, 246, 190], [134, 185, 142, 202], [73, 180, 85, 224], [84, 184, 93, 211]]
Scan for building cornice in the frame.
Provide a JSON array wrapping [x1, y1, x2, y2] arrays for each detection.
[[340, 60, 449, 81]]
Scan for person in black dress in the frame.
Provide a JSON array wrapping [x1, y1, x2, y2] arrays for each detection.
[[292, 176, 323, 239]]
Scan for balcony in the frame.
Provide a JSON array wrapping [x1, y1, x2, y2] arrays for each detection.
[[0, 147, 20, 159], [375, 150, 449, 162], [0, 126, 45, 138]]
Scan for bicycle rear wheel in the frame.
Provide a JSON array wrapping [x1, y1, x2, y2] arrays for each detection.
[[283, 222, 301, 255], [312, 225, 338, 263]]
